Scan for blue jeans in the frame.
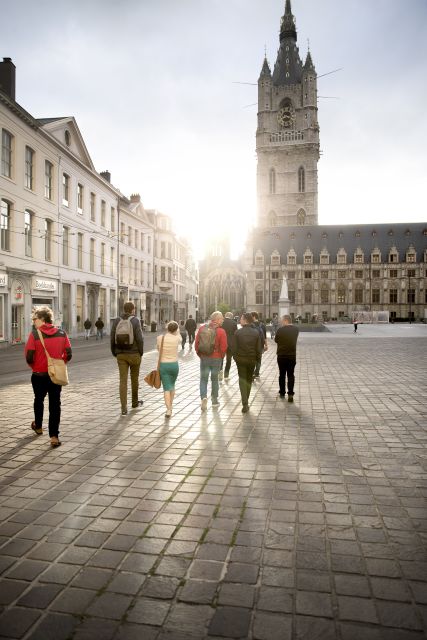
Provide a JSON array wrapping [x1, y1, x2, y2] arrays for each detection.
[[200, 357, 222, 400]]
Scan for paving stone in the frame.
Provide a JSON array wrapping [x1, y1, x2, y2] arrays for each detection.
[[337, 595, 379, 624], [71, 567, 113, 590], [296, 590, 333, 618], [258, 586, 293, 613], [376, 601, 423, 630], [73, 617, 119, 640], [334, 574, 370, 597], [208, 606, 251, 638], [0, 580, 28, 605], [189, 560, 224, 581], [141, 576, 180, 599], [17, 584, 62, 608], [86, 592, 133, 619], [38, 563, 80, 584], [26, 612, 79, 640], [253, 611, 292, 640], [295, 615, 337, 640], [126, 597, 170, 625], [218, 583, 255, 608], [114, 623, 159, 639], [179, 580, 218, 605], [0, 607, 40, 637]]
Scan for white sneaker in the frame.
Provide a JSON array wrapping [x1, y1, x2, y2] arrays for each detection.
[[201, 398, 208, 411]]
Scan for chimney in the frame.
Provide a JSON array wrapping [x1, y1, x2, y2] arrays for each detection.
[[0, 58, 16, 101], [130, 193, 141, 203], [100, 170, 111, 183]]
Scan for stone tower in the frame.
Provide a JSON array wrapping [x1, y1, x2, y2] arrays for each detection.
[[256, 0, 319, 227]]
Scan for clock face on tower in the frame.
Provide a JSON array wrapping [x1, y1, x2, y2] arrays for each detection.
[[277, 106, 294, 128]]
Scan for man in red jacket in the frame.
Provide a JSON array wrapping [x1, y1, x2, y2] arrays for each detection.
[[25, 306, 72, 447], [195, 311, 227, 410]]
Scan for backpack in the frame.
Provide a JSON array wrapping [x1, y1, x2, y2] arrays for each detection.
[[115, 316, 134, 347], [197, 324, 217, 355]]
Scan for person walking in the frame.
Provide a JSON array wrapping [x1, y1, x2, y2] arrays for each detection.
[[353, 321, 358, 333], [185, 315, 197, 350], [84, 318, 92, 340], [251, 311, 268, 379], [95, 317, 104, 340], [233, 312, 263, 413], [219, 311, 238, 381], [25, 306, 72, 447], [270, 314, 279, 340], [179, 320, 187, 350], [195, 311, 227, 410], [275, 314, 299, 402], [110, 301, 144, 415], [157, 321, 181, 417]]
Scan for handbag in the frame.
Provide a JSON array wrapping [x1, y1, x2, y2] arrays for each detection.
[[144, 335, 164, 389], [37, 329, 69, 386]]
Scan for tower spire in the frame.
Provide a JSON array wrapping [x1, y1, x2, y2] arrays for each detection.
[[280, 0, 297, 42]]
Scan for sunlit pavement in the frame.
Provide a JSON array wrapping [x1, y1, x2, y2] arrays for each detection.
[[0, 328, 426, 639]]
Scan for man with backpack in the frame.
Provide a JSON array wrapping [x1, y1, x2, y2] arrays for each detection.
[[110, 301, 144, 415], [251, 311, 268, 380], [195, 311, 227, 411]]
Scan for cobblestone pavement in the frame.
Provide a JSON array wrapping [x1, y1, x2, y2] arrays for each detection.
[[0, 330, 426, 639]]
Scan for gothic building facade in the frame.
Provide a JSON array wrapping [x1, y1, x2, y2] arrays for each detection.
[[245, 1, 427, 322]]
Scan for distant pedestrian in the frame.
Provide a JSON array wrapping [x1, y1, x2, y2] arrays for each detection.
[[220, 311, 238, 380], [179, 320, 187, 350], [111, 301, 144, 415], [84, 318, 91, 340], [25, 306, 72, 447], [353, 321, 358, 333], [185, 315, 197, 349], [157, 321, 181, 417], [251, 312, 268, 379], [275, 314, 299, 402], [270, 314, 279, 340], [233, 312, 263, 413], [195, 311, 227, 410], [95, 317, 104, 340]]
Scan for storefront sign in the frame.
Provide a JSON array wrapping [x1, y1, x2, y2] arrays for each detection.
[[0, 274, 7, 288], [33, 278, 57, 292]]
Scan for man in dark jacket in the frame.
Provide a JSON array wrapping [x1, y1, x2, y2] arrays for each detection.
[[185, 315, 197, 349], [275, 315, 299, 402], [111, 301, 144, 415], [220, 312, 238, 381], [95, 317, 104, 340], [233, 312, 263, 413], [251, 311, 267, 379]]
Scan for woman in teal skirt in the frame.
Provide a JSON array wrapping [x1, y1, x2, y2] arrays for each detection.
[[157, 321, 181, 417]]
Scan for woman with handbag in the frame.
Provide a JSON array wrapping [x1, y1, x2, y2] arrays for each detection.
[[156, 321, 181, 418], [25, 306, 72, 447]]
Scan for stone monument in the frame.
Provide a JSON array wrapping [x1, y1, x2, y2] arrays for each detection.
[[278, 275, 290, 318]]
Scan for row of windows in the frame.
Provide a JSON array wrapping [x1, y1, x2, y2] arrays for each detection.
[[254, 268, 422, 280], [119, 222, 152, 253], [119, 255, 151, 287], [254, 247, 421, 266], [1, 128, 116, 229], [253, 288, 423, 305], [268, 167, 305, 195]]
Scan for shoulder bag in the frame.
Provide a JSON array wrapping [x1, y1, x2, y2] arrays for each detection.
[[144, 335, 165, 389], [37, 329, 69, 386]]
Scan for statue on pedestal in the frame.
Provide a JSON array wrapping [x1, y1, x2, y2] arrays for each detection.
[[278, 275, 290, 318]]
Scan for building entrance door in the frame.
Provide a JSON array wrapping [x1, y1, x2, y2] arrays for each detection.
[[11, 305, 25, 343]]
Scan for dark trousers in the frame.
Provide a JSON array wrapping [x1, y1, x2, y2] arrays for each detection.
[[181, 334, 187, 349], [188, 331, 195, 345], [277, 356, 296, 395], [31, 373, 62, 437], [236, 359, 256, 408], [222, 347, 233, 376], [254, 354, 262, 377]]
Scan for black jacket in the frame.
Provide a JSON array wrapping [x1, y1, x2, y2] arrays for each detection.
[[222, 317, 238, 351], [233, 325, 263, 362], [110, 314, 144, 357], [275, 325, 299, 358], [185, 318, 197, 333]]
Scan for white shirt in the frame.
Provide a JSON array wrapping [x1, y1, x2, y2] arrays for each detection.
[[157, 332, 181, 363]]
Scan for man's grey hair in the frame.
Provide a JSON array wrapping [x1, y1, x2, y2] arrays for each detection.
[[210, 311, 224, 322], [224, 312, 234, 319], [282, 314, 291, 322]]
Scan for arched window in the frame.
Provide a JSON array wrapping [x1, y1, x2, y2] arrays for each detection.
[[297, 209, 306, 226], [269, 168, 276, 194], [268, 210, 277, 227], [298, 166, 305, 193]]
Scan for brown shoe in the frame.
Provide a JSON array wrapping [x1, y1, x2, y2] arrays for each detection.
[[31, 421, 43, 435], [50, 437, 62, 448]]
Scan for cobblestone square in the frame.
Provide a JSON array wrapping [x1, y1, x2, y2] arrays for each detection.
[[0, 326, 426, 639]]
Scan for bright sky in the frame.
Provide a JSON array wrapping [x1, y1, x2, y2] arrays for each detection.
[[2, 0, 426, 258]]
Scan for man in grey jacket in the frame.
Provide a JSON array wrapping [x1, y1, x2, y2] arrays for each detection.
[[111, 301, 144, 415]]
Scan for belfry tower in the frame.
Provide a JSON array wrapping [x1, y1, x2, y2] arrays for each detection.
[[256, 0, 319, 227]]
